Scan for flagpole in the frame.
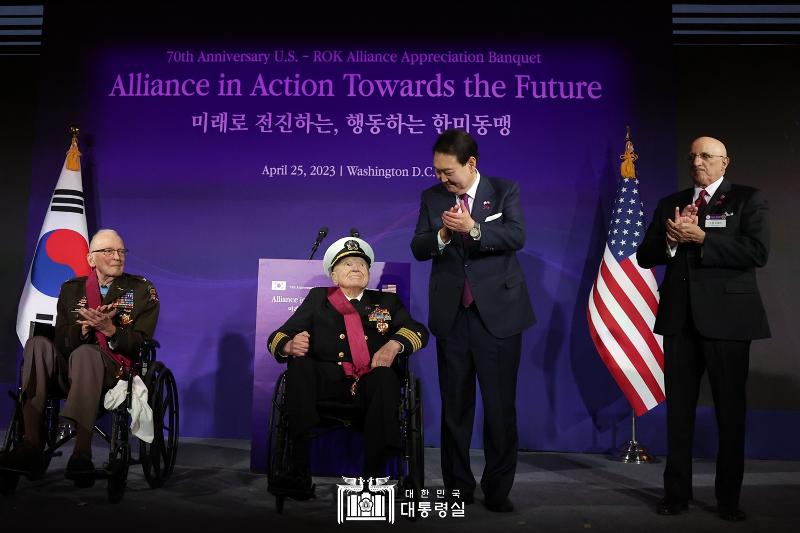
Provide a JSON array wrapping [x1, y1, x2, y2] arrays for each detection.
[[616, 409, 654, 463], [15, 125, 90, 346], [610, 128, 656, 463], [588, 125, 662, 464]]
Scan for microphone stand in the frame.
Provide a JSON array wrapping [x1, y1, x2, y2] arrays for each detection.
[[309, 228, 328, 259], [309, 240, 322, 260]]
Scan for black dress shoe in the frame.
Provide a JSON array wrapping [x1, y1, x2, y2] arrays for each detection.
[[484, 496, 514, 513], [718, 507, 746, 521], [65, 453, 96, 488], [657, 498, 688, 515]]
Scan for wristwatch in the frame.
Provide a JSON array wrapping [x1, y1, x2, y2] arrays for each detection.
[[469, 222, 481, 240]]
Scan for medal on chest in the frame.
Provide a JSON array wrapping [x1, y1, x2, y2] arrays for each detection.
[[368, 306, 391, 335]]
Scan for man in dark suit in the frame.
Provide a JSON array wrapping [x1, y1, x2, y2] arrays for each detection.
[[267, 236, 429, 498], [637, 136, 770, 521], [0, 229, 159, 488], [411, 129, 535, 512]]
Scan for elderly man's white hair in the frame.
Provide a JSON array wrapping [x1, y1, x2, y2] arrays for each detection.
[[89, 228, 123, 250]]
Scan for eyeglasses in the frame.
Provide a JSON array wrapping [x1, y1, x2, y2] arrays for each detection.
[[90, 248, 129, 257], [688, 152, 727, 162]]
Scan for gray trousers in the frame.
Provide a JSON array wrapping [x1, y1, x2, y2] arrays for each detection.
[[22, 336, 120, 431]]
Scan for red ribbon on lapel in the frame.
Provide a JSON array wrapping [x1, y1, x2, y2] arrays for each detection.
[[326, 287, 371, 380], [85, 269, 131, 370]]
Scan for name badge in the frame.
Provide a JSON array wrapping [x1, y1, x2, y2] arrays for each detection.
[[705, 214, 727, 228]]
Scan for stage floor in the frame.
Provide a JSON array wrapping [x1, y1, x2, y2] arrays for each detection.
[[1, 436, 797, 532]]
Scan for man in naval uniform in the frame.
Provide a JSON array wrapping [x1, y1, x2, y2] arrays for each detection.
[[267, 236, 429, 497]]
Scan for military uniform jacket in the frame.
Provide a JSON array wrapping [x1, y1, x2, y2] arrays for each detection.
[[54, 272, 160, 360], [637, 180, 770, 340], [267, 287, 429, 364]]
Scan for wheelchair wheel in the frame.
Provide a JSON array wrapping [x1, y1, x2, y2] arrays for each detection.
[[140, 362, 179, 488], [0, 409, 22, 494], [39, 399, 62, 474], [107, 441, 130, 504], [1, 393, 48, 492], [2, 402, 22, 454], [400, 377, 424, 520], [266, 372, 290, 513], [409, 377, 424, 491], [1, 397, 23, 495]]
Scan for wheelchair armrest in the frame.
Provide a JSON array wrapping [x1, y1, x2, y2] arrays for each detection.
[[136, 339, 160, 366], [28, 321, 55, 341], [142, 339, 161, 349], [394, 351, 413, 379]]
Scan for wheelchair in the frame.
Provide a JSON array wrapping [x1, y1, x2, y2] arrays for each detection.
[[0, 324, 179, 503], [266, 353, 425, 515]]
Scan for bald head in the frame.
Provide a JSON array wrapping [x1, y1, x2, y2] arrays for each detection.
[[689, 136, 729, 187], [87, 229, 126, 283], [693, 136, 727, 157], [88, 229, 123, 251]]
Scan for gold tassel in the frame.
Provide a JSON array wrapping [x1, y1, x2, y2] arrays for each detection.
[[66, 130, 81, 171], [620, 127, 637, 179]]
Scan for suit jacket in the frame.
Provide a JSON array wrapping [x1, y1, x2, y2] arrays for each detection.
[[54, 272, 160, 359], [267, 287, 429, 364], [411, 176, 535, 338], [637, 180, 770, 340]]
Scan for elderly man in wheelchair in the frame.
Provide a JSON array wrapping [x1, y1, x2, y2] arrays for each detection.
[[267, 236, 429, 499], [0, 229, 160, 490]]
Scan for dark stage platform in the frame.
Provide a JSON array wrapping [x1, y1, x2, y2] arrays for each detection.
[[1, 436, 797, 532]]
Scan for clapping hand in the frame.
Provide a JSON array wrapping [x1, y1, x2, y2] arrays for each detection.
[[77, 304, 117, 337], [441, 199, 475, 234], [666, 204, 705, 245]]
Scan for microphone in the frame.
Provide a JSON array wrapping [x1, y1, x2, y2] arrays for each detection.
[[350, 227, 360, 238], [309, 226, 328, 259]]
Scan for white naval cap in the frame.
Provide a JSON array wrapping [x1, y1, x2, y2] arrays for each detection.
[[322, 237, 375, 275]]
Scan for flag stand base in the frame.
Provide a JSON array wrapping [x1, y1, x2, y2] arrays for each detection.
[[611, 409, 657, 463], [615, 440, 655, 464]]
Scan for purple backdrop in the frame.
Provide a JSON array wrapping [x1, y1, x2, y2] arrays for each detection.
[[23, 39, 708, 459]]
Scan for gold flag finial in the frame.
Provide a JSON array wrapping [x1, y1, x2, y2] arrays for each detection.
[[620, 125, 637, 179], [66, 124, 81, 171]]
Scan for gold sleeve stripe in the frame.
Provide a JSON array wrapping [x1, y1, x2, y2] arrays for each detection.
[[269, 332, 289, 357], [396, 328, 422, 352]]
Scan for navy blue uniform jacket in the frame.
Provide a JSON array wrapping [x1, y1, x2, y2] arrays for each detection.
[[411, 176, 535, 338]]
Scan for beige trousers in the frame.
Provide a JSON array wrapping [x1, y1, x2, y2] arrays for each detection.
[[22, 336, 120, 431]]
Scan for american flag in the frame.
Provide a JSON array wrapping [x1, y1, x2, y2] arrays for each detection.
[[587, 158, 665, 416]]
